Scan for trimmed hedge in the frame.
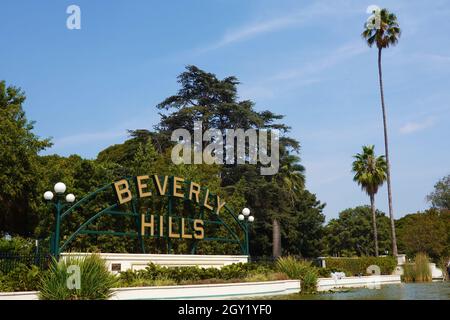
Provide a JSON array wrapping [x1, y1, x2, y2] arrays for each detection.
[[0, 263, 41, 292], [118, 262, 275, 286], [324, 256, 397, 276]]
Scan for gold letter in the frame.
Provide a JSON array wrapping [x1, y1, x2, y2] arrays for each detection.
[[181, 218, 192, 239], [141, 214, 154, 236], [173, 176, 184, 198], [114, 179, 132, 204], [153, 175, 168, 195], [216, 195, 226, 215], [203, 189, 213, 210], [169, 217, 180, 238], [193, 219, 204, 239], [159, 215, 164, 237], [189, 182, 201, 203], [136, 175, 152, 198]]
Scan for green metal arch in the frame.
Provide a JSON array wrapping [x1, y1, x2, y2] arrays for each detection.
[[54, 176, 248, 256]]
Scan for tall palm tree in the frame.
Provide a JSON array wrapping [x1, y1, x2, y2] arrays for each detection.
[[362, 8, 401, 256], [277, 154, 305, 205], [352, 145, 387, 257], [272, 154, 305, 258]]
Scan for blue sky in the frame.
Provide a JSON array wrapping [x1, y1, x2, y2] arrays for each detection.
[[1, 0, 449, 220]]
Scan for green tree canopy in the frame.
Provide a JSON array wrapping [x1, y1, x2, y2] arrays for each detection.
[[397, 209, 449, 261], [325, 206, 391, 257], [427, 174, 450, 210], [0, 81, 51, 235]]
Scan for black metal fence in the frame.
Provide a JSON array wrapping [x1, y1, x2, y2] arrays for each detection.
[[0, 252, 52, 274], [249, 256, 276, 264]]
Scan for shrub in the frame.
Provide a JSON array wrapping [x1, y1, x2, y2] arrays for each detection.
[[402, 263, 415, 282], [39, 254, 117, 300], [117, 262, 276, 287], [276, 257, 309, 279], [275, 256, 318, 293], [153, 276, 177, 286], [317, 267, 344, 278], [301, 269, 319, 293], [0, 264, 41, 292], [414, 253, 432, 282], [403, 252, 432, 282], [220, 263, 272, 280], [324, 256, 397, 276], [266, 272, 289, 281], [0, 272, 6, 292], [243, 273, 271, 282], [0, 237, 36, 255], [437, 256, 449, 281], [121, 273, 177, 287]]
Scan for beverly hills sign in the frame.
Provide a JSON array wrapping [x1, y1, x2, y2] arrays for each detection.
[[48, 174, 251, 258], [113, 175, 227, 241]]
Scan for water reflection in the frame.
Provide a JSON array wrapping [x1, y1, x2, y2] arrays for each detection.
[[273, 282, 450, 300]]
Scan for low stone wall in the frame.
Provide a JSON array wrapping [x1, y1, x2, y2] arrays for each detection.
[[0, 280, 301, 300], [0, 275, 405, 300], [317, 275, 401, 292], [60, 253, 249, 274], [0, 291, 39, 300], [111, 280, 301, 300]]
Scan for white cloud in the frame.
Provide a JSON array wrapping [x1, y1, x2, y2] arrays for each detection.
[[196, 15, 303, 53], [200, 1, 360, 52], [269, 43, 368, 82], [216, 16, 299, 49], [399, 117, 436, 134], [239, 42, 368, 100]]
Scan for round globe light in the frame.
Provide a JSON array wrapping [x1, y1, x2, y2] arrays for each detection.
[[242, 208, 250, 216], [238, 214, 245, 221], [66, 193, 76, 203], [54, 182, 66, 194], [44, 191, 54, 201], [248, 216, 255, 223]]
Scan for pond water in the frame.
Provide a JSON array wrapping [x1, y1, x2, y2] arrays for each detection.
[[269, 282, 450, 300]]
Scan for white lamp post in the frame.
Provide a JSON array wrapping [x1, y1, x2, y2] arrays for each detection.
[[43, 191, 54, 201], [54, 182, 67, 194], [44, 182, 75, 257], [240, 208, 254, 256], [65, 193, 76, 203]]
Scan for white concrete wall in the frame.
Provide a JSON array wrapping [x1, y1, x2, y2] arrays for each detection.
[[429, 263, 444, 279], [317, 275, 401, 292], [0, 291, 39, 300], [397, 254, 406, 265], [111, 280, 301, 300], [1, 276, 407, 299], [0, 280, 300, 300], [60, 253, 248, 274]]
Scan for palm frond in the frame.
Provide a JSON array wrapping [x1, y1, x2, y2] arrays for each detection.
[[362, 8, 401, 49]]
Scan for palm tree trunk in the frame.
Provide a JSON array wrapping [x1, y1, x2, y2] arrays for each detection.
[[378, 47, 398, 257], [370, 194, 379, 257], [272, 218, 282, 258]]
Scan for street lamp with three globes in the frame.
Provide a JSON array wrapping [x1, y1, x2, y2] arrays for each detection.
[[43, 182, 76, 257], [238, 208, 254, 256]]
